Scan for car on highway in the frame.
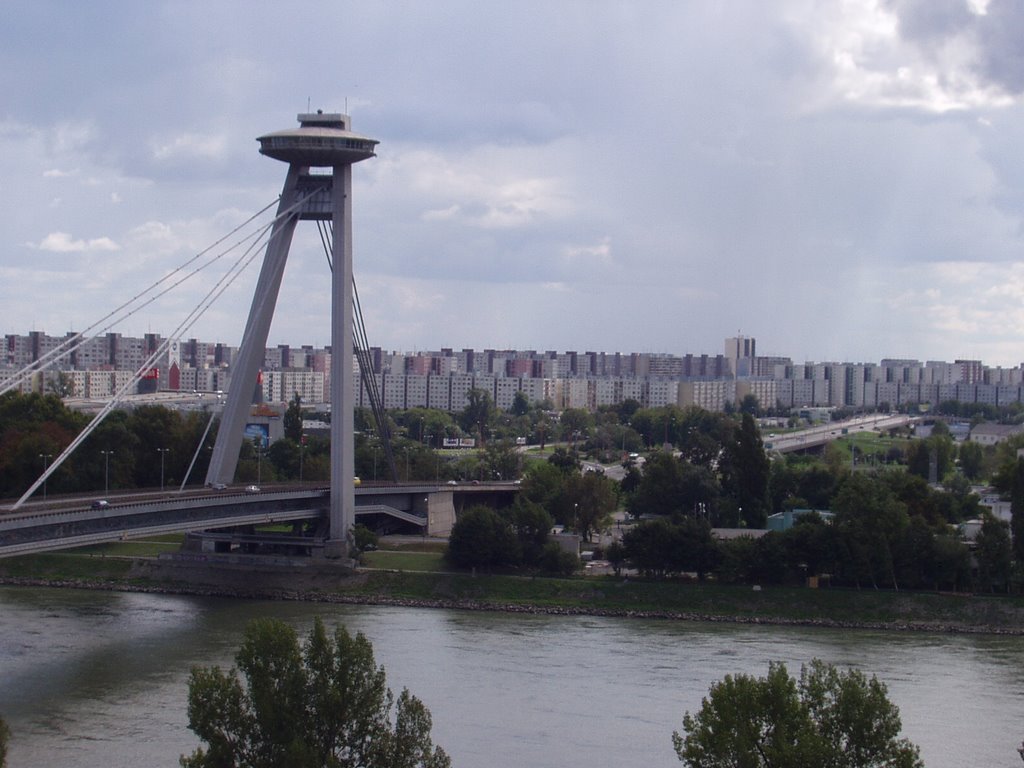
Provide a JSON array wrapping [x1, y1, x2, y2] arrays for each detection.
[[91, 499, 109, 509], [245, 485, 261, 493]]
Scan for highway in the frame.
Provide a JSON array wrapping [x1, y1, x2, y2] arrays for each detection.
[[763, 413, 916, 452]]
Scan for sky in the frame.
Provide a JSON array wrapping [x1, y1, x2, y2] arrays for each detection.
[[2, 0, 1024, 367]]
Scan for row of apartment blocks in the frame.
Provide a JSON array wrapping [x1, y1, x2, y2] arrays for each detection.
[[5, 331, 1024, 412]]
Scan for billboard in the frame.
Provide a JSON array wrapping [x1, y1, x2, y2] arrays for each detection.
[[244, 423, 269, 447]]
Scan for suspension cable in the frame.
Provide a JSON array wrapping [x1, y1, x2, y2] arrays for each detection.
[[316, 221, 399, 481], [1, 199, 282, 396], [8, 195, 312, 509]]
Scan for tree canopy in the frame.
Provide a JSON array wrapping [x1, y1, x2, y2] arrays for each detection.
[[674, 659, 922, 768], [182, 617, 450, 768]]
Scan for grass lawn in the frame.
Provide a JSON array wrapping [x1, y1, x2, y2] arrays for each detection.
[[361, 550, 447, 572]]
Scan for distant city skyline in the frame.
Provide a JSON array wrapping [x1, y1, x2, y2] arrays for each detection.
[[3, 327, 1018, 371], [3, 4, 1024, 365]]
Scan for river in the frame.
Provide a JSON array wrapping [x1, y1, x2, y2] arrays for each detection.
[[1, 586, 1023, 767]]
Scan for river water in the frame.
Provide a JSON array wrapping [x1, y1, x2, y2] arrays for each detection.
[[1, 586, 1023, 767]]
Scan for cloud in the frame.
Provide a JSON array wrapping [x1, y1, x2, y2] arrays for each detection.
[[798, 0, 1019, 112], [563, 237, 612, 265], [152, 131, 229, 161], [32, 231, 121, 253]]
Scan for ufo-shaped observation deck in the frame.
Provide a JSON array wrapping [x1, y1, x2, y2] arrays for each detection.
[[257, 111, 378, 166]]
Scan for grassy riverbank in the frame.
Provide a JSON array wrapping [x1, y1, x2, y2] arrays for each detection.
[[3, 541, 1024, 634]]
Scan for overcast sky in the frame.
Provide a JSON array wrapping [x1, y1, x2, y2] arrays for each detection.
[[3, 0, 1024, 366]]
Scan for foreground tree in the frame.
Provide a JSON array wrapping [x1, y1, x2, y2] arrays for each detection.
[[674, 659, 922, 768], [182, 617, 450, 768]]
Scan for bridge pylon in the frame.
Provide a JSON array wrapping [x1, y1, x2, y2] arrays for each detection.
[[204, 112, 378, 557]]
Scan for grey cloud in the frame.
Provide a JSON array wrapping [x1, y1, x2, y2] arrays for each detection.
[[888, 0, 1024, 95]]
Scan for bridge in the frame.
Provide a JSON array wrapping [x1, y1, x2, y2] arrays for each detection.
[[4, 112, 380, 561], [0, 482, 519, 559], [763, 413, 918, 453]]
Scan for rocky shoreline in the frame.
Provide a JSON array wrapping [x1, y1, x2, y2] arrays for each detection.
[[3, 573, 1022, 637]]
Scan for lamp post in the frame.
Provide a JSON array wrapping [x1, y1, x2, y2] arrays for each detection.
[[100, 450, 114, 494], [38, 453, 52, 501], [299, 438, 305, 483], [157, 448, 169, 492]]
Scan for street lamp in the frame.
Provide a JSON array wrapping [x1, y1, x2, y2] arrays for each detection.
[[299, 438, 305, 483], [38, 453, 52, 501], [100, 450, 114, 494], [156, 448, 169, 492]]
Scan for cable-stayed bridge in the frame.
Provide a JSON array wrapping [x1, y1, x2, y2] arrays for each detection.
[[0, 482, 521, 559], [2, 113, 391, 559]]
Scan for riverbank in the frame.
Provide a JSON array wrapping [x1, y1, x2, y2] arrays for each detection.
[[3, 552, 1024, 635]]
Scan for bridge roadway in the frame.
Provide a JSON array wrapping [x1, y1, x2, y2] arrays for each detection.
[[0, 482, 519, 559], [764, 413, 917, 453]]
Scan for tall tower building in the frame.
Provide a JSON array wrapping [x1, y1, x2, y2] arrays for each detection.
[[204, 112, 377, 555], [725, 335, 756, 378]]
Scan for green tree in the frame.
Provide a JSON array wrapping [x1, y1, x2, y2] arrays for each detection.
[[510, 390, 530, 417], [182, 617, 449, 768], [561, 472, 617, 541], [832, 473, 909, 590], [508, 498, 553, 565], [974, 514, 1012, 593], [445, 505, 520, 570], [623, 517, 717, 579], [458, 389, 494, 444], [284, 392, 303, 442], [1010, 457, 1024, 565], [720, 412, 770, 528], [957, 440, 984, 481], [674, 660, 922, 768], [627, 450, 686, 518]]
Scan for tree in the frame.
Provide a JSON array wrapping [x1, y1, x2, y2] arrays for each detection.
[[974, 514, 1012, 593], [562, 472, 618, 541], [832, 473, 910, 590], [182, 616, 449, 768], [0, 714, 8, 768], [1010, 457, 1024, 565], [458, 389, 494, 444], [445, 505, 520, 570], [510, 390, 530, 417], [720, 412, 770, 528], [508, 498, 554, 565], [957, 440, 984, 481], [674, 659, 922, 768], [284, 392, 303, 442]]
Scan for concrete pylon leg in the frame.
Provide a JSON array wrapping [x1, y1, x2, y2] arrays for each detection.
[[205, 164, 304, 486], [327, 164, 355, 556]]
